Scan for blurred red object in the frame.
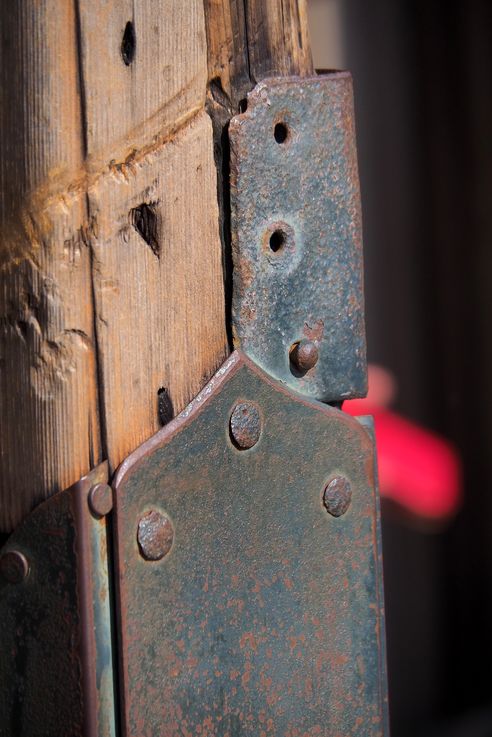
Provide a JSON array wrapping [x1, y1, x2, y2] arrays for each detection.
[[343, 366, 462, 522]]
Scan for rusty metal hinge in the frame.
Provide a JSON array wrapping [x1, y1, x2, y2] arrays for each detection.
[[0, 74, 389, 737], [230, 73, 367, 403], [0, 463, 116, 737]]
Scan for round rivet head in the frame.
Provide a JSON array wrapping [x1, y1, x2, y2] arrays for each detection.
[[230, 401, 261, 449], [290, 339, 319, 372], [0, 551, 29, 583], [88, 483, 113, 517], [323, 476, 352, 517], [137, 510, 174, 561]]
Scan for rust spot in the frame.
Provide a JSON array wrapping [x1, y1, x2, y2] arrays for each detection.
[[303, 319, 324, 343], [237, 256, 255, 291], [239, 632, 258, 652]]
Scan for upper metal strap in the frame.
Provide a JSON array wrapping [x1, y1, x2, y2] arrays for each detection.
[[230, 74, 367, 402]]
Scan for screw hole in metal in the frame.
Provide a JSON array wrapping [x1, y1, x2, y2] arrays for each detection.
[[274, 122, 289, 144], [121, 21, 136, 65], [262, 222, 296, 264], [269, 229, 286, 253]]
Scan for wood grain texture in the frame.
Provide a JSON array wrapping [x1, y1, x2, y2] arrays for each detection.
[[245, 0, 313, 81], [77, 0, 228, 476], [89, 111, 227, 471], [0, 1, 225, 532], [204, 0, 313, 109], [1, 0, 310, 531], [203, 0, 313, 351], [77, 0, 207, 170], [0, 1, 100, 532]]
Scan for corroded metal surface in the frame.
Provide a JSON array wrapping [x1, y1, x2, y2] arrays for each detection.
[[0, 463, 116, 737], [113, 351, 388, 736], [230, 74, 367, 402]]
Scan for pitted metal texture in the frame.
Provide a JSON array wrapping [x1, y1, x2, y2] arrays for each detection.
[[230, 74, 367, 402], [0, 463, 116, 737], [112, 351, 388, 736]]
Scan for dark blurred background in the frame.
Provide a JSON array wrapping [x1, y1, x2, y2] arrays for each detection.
[[308, 1, 492, 735]]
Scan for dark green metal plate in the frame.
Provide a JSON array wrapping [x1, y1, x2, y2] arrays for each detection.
[[113, 352, 388, 736], [0, 463, 116, 737], [230, 74, 367, 403]]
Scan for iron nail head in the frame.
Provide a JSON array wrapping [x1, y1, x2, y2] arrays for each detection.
[[230, 401, 261, 449], [323, 476, 352, 517], [290, 339, 319, 372], [137, 510, 174, 561], [88, 483, 113, 517], [0, 550, 30, 583]]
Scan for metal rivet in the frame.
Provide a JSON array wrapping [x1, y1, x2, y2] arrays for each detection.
[[323, 476, 352, 517], [230, 401, 261, 449], [88, 483, 113, 517], [137, 510, 174, 561], [0, 550, 29, 583], [290, 339, 319, 372]]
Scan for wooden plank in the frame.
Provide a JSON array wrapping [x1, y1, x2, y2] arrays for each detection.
[[0, 0, 221, 531], [0, 2, 100, 532], [77, 0, 228, 474], [244, 0, 313, 81], [204, 0, 313, 108], [89, 111, 227, 470], [203, 0, 251, 108], [77, 0, 207, 169], [0, 0, 312, 532]]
